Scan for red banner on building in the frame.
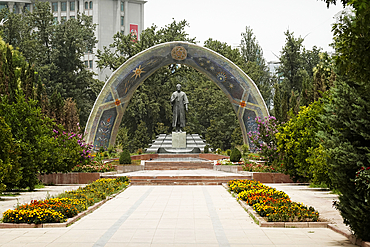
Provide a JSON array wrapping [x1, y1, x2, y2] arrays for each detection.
[[130, 24, 138, 42]]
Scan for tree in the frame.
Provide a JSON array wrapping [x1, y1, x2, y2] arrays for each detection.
[[273, 31, 321, 122], [240, 26, 274, 109], [276, 99, 329, 183], [0, 2, 100, 126], [0, 117, 20, 193], [318, 1, 370, 240]]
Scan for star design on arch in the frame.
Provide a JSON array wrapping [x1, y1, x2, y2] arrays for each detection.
[[132, 65, 145, 79]]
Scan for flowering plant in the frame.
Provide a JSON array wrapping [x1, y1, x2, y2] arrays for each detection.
[[42, 125, 95, 174], [228, 179, 319, 222], [216, 159, 243, 166], [243, 162, 278, 173], [2, 177, 130, 224], [247, 116, 280, 167], [72, 161, 115, 173]]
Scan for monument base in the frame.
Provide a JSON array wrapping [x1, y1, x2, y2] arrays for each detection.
[[172, 132, 186, 148]]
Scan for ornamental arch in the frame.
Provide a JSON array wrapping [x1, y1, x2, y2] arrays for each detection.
[[85, 41, 269, 150]]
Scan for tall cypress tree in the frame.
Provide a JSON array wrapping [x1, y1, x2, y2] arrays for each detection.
[[318, 1, 370, 240]]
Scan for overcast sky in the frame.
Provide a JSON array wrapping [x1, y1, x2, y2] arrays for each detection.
[[144, 0, 344, 62]]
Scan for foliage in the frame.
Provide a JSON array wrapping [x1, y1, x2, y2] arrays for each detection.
[[276, 99, 329, 183], [0, 2, 100, 126], [216, 159, 243, 166], [0, 92, 55, 190], [203, 145, 210, 153], [243, 162, 280, 173], [355, 167, 370, 203], [2, 178, 129, 224], [71, 162, 115, 173], [130, 120, 151, 152], [247, 116, 280, 166], [230, 148, 242, 162], [273, 31, 321, 122], [317, 1, 370, 240], [44, 128, 95, 174], [0, 117, 20, 193], [119, 150, 132, 165], [240, 26, 274, 110]]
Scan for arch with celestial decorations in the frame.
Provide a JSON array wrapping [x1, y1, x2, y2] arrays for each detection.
[[85, 41, 269, 150]]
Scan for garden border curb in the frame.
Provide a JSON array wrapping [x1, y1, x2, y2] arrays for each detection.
[[222, 183, 329, 228], [222, 183, 370, 247], [0, 184, 130, 229]]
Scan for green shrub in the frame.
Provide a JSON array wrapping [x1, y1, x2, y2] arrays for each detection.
[[216, 148, 222, 154], [99, 146, 105, 153], [0, 117, 21, 193], [226, 149, 232, 156], [204, 145, 210, 153], [230, 149, 241, 162], [107, 146, 115, 154], [119, 149, 131, 164]]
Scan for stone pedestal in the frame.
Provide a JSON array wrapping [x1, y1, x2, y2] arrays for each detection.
[[172, 132, 186, 148]]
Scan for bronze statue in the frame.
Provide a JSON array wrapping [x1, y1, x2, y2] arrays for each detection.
[[171, 84, 188, 132]]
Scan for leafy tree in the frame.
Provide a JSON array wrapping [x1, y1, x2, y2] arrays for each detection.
[[130, 120, 151, 152], [273, 31, 321, 122], [318, 1, 370, 240], [240, 26, 274, 109], [0, 92, 55, 190], [276, 99, 329, 183], [0, 116, 20, 193], [1, 2, 100, 126]]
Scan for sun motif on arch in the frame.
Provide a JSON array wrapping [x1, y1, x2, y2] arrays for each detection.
[[216, 72, 226, 82], [132, 65, 145, 79], [229, 83, 234, 89]]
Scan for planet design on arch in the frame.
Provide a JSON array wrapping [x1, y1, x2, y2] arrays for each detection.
[[171, 46, 187, 60]]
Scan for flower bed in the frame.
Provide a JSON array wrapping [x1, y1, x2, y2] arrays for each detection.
[[2, 177, 129, 224], [216, 159, 243, 166], [228, 179, 319, 222], [243, 162, 279, 173], [72, 161, 115, 173]]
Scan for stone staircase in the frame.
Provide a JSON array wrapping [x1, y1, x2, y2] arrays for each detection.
[[127, 174, 251, 185], [144, 159, 214, 170]]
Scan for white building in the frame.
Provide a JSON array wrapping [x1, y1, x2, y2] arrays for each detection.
[[0, 0, 146, 81]]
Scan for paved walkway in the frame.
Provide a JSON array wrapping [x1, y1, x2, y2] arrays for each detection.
[[0, 185, 355, 247]]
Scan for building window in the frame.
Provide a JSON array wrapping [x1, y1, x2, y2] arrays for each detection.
[[84, 1, 88, 9], [70, 1, 75, 11], [120, 1, 124, 11], [61, 2, 66, 11], [84, 61, 88, 67], [70, 15, 75, 19], [25, 3, 31, 12], [0, 3, 7, 11], [89, 60, 93, 69], [89, 1, 92, 9], [53, 17, 58, 24], [121, 16, 124, 26], [52, 2, 58, 12], [61, 16, 66, 23]]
